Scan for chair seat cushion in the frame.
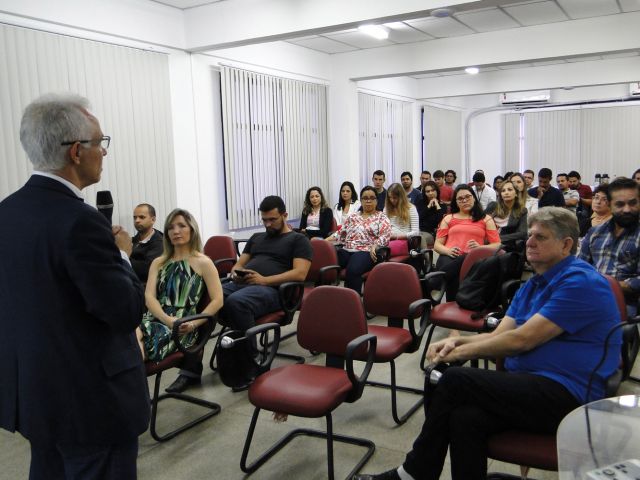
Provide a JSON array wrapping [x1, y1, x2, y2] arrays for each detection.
[[255, 310, 285, 325], [367, 325, 412, 362], [431, 302, 485, 331], [145, 351, 184, 376], [248, 365, 352, 417], [487, 430, 558, 471]]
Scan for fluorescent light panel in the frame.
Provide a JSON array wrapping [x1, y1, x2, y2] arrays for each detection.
[[358, 24, 389, 40]]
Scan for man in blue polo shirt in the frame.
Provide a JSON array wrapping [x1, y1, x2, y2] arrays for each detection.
[[355, 207, 621, 480]]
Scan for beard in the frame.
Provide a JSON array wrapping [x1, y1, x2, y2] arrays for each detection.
[[265, 226, 280, 237], [613, 211, 639, 229]]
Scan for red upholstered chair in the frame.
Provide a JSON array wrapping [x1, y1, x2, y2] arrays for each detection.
[[145, 312, 221, 442], [302, 238, 341, 303], [240, 286, 377, 480], [485, 274, 637, 480], [419, 246, 522, 371], [203, 235, 237, 279], [338, 246, 391, 293], [362, 262, 431, 424]]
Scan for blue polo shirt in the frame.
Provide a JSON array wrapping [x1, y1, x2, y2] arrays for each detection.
[[505, 256, 621, 403]]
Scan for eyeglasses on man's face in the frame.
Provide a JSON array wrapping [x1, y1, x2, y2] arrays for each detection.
[[61, 135, 110, 150]]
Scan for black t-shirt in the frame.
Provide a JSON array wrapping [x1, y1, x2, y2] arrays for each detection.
[[243, 231, 312, 277]]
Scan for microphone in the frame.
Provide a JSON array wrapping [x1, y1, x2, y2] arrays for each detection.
[[96, 191, 113, 223], [220, 335, 246, 349]]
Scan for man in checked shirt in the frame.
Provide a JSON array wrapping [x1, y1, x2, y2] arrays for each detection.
[[579, 176, 640, 315]]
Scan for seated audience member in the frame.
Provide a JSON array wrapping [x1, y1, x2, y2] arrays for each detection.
[[299, 186, 333, 238], [633, 168, 640, 185], [137, 209, 223, 393], [131, 203, 163, 283], [417, 180, 445, 246], [510, 172, 538, 214], [470, 171, 496, 212], [557, 173, 580, 213], [372, 170, 387, 211], [222, 196, 312, 390], [434, 170, 453, 206], [578, 184, 611, 237], [568, 170, 592, 214], [400, 171, 422, 205], [493, 175, 504, 193], [333, 180, 361, 227], [433, 185, 500, 301], [418, 170, 431, 194], [523, 169, 535, 189], [485, 180, 528, 251], [444, 169, 457, 189], [385, 183, 420, 253], [528, 167, 566, 208], [579, 177, 640, 315], [355, 207, 622, 480], [328, 186, 391, 293]]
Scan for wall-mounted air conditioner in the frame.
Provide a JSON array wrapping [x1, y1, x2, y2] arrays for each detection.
[[630, 82, 640, 96], [499, 90, 551, 105]]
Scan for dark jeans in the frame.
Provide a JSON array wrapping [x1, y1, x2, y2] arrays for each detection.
[[403, 367, 579, 480], [29, 437, 139, 480], [220, 282, 281, 331], [435, 254, 466, 301], [337, 249, 374, 294]]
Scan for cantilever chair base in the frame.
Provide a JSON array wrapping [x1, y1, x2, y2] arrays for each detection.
[[366, 359, 423, 425], [240, 408, 375, 480], [149, 369, 221, 442]]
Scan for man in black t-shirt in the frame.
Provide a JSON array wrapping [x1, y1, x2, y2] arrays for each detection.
[[222, 196, 312, 390]]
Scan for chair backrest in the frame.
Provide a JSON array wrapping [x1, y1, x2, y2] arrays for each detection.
[[297, 286, 368, 356], [605, 274, 628, 322], [459, 246, 500, 281], [307, 238, 339, 284], [362, 262, 423, 319], [204, 235, 237, 276]]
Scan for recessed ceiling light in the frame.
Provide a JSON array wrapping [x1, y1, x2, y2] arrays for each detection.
[[465, 67, 480, 75], [358, 25, 389, 40], [431, 8, 454, 18]]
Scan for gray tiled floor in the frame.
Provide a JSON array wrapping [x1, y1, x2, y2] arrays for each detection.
[[2, 317, 639, 479]]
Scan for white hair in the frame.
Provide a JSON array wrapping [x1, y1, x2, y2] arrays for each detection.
[[19, 93, 94, 172]]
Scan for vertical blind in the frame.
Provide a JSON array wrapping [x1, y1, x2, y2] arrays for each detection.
[[504, 105, 640, 182], [422, 105, 462, 174], [358, 93, 413, 188], [0, 23, 176, 227], [220, 66, 328, 229]]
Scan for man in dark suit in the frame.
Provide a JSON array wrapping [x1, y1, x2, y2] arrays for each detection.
[[0, 93, 149, 479]]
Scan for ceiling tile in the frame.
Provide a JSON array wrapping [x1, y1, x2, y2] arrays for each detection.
[[600, 51, 640, 59], [496, 63, 534, 69], [412, 73, 441, 79], [455, 8, 521, 32], [532, 59, 567, 66], [503, 1, 569, 26], [620, 0, 640, 11], [565, 55, 605, 62], [406, 17, 476, 37], [153, 0, 222, 8], [325, 31, 395, 49], [557, 0, 620, 19], [287, 36, 359, 54], [383, 22, 435, 43], [437, 70, 466, 76]]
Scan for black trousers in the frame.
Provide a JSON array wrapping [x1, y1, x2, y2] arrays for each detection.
[[29, 437, 138, 480], [434, 254, 466, 301], [403, 367, 579, 480]]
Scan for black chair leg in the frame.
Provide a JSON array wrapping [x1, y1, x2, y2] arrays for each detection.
[[148, 370, 221, 442], [366, 360, 423, 425], [241, 409, 375, 480], [420, 324, 437, 371]]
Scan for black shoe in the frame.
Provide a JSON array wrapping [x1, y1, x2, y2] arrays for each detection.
[[165, 375, 201, 393], [231, 376, 255, 393], [352, 469, 401, 480]]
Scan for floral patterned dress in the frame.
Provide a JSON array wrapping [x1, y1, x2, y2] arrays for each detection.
[[140, 259, 204, 362]]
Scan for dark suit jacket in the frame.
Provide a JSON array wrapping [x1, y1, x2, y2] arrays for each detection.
[[0, 175, 149, 444]]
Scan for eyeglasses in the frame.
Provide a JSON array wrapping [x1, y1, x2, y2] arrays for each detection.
[[593, 195, 608, 202], [456, 194, 473, 202], [61, 136, 110, 150], [361, 196, 377, 201]]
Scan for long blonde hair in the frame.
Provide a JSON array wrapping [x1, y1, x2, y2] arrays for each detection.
[[494, 181, 525, 220], [385, 183, 411, 225], [509, 173, 530, 211], [160, 208, 203, 266]]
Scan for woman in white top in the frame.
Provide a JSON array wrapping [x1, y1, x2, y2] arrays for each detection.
[[510, 172, 538, 215], [333, 181, 361, 227], [384, 182, 419, 239]]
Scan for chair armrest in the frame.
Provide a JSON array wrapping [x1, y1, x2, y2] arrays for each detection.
[[245, 323, 281, 372], [376, 246, 390, 263], [500, 279, 522, 308], [407, 298, 431, 351], [408, 235, 422, 251], [317, 265, 341, 286], [421, 271, 446, 305], [344, 333, 377, 402], [171, 314, 216, 355], [278, 281, 305, 321], [622, 319, 640, 381], [416, 248, 434, 275], [213, 258, 236, 274]]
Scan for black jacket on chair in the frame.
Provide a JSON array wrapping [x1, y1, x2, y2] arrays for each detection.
[[0, 175, 149, 444], [485, 202, 528, 250]]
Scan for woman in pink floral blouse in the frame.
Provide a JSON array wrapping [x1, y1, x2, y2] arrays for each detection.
[[327, 185, 391, 293]]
